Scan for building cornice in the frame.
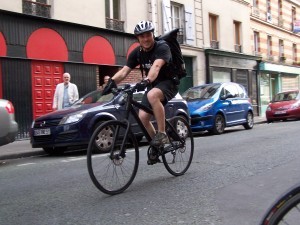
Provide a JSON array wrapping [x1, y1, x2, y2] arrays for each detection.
[[250, 15, 300, 38], [231, 0, 250, 6], [205, 48, 262, 61]]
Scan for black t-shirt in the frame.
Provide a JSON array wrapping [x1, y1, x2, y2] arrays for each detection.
[[126, 41, 172, 82]]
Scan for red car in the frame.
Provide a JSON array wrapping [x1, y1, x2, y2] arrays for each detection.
[[266, 90, 300, 123]]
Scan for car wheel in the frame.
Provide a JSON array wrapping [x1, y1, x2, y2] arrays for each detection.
[[212, 114, 225, 135], [267, 119, 273, 123], [243, 111, 254, 129], [93, 121, 115, 153], [43, 147, 66, 155]]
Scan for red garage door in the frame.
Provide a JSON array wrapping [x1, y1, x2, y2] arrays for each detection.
[[31, 61, 63, 119]]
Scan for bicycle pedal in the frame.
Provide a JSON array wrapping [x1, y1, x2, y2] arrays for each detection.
[[147, 158, 161, 165]]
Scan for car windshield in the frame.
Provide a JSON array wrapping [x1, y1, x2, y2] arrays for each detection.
[[74, 90, 114, 105], [273, 91, 300, 102], [182, 84, 221, 100]]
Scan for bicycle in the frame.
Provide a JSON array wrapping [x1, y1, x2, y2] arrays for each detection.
[[260, 183, 300, 225], [87, 84, 194, 195]]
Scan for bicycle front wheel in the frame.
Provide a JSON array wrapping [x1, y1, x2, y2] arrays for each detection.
[[162, 116, 194, 176], [260, 184, 300, 225], [87, 120, 139, 195]]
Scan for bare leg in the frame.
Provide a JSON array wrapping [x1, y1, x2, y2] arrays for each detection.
[[139, 110, 156, 138], [147, 88, 165, 133]]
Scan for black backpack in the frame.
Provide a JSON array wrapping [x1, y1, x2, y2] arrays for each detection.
[[138, 28, 187, 83], [155, 28, 187, 81]]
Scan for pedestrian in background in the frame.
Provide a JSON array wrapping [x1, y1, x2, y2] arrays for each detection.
[[52, 72, 79, 110], [98, 75, 110, 91]]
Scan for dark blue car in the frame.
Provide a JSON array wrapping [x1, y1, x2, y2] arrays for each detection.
[[182, 82, 254, 134], [30, 87, 189, 155]]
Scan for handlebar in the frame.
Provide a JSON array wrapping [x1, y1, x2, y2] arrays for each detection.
[[111, 83, 141, 95]]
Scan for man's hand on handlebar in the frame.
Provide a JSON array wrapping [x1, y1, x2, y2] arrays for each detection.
[[135, 79, 150, 92], [102, 79, 117, 95]]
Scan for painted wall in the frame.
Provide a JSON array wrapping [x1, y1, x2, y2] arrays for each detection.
[[202, 0, 252, 54], [0, 0, 22, 13], [250, 0, 300, 64], [50, 0, 106, 28]]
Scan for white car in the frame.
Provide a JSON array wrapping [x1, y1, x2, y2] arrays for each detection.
[[0, 99, 18, 146]]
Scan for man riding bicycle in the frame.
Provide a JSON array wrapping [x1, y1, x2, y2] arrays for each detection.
[[102, 20, 179, 146]]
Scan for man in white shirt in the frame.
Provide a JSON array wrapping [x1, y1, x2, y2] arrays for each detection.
[[52, 72, 79, 110]]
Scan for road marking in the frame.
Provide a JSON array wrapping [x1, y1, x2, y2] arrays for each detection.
[[61, 156, 87, 163], [17, 163, 36, 167]]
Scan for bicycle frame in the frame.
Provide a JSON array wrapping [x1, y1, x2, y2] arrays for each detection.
[[109, 86, 185, 158]]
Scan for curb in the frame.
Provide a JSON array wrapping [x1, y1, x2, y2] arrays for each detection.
[[0, 118, 267, 161]]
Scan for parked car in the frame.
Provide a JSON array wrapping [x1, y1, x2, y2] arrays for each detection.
[[266, 90, 300, 123], [182, 82, 254, 134], [0, 99, 18, 146], [30, 86, 189, 155]]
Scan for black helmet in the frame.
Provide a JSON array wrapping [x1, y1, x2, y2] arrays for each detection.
[[134, 20, 154, 35]]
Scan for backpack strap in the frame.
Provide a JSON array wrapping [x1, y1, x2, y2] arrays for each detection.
[[137, 47, 144, 80]]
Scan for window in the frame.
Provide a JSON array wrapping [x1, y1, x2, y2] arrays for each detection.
[[209, 14, 219, 49], [279, 39, 285, 61], [292, 7, 296, 30], [234, 21, 242, 52], [252, 0, 260, 17], [267, 35, 273, 60], [266, 0, 272, 22], [22, 0, 51, 18], [253, 31, 260, 55], [293, 44, 297, 62], [266, 0, 271, 13], [105, 0, 124, 32], [278, 0, 283, 27], [253, 0, 258, 8], [170, 2, 185, 44]]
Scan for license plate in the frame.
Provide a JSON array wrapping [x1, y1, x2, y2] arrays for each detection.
[[34, 128, 51, 136], [275, 110, 286, 115]]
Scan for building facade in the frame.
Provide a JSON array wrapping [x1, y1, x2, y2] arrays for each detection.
[[0, 0, 203, 139], [250, 0, 300, 115], [202, 0, 261, 115]]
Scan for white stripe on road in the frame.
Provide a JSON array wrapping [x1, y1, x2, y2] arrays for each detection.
[[17, 163, 36, 167]]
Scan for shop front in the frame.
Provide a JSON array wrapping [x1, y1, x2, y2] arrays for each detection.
[[259, 62, 300, 116], [205, 49, 261, 115]]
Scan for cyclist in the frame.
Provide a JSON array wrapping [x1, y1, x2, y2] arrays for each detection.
[[102, 20, 179, 146]]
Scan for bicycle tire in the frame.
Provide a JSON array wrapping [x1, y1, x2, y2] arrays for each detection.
[[260, 184, 300, 225], [162, 116, 194, 176], [87, 120, 139, 195]]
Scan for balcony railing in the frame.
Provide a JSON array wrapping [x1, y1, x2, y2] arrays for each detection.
[[267, 55, 274, 61], [23, 0, 51, 18], [234, 44, 242, 53], [210, 40, 219, 49], [251, 7, 260, 18], [279, 56, 286, 62], [106, 18, 124, 32], [278, 17, 284, 27], [253, 51, 262, 57]]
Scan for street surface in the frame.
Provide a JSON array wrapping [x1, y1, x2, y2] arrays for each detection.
[[1, 121, 300, 225]]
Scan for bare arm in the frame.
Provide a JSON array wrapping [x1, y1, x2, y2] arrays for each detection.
[[111, 66, 132, 84], [146, 59, 166, 83]]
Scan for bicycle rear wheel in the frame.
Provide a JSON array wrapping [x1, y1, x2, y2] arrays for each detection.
[[162, 116, 194, 176], [260, 184, 300, 225], [87, 120, 139, 195]]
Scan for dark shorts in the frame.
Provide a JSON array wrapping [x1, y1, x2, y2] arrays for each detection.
[[141, 79, 178, 108]]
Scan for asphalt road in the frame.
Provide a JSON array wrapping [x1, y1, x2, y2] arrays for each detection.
[[1, 120, 300, 225]]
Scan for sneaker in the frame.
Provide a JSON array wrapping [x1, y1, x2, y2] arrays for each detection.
[[150, 132, 169, 146]]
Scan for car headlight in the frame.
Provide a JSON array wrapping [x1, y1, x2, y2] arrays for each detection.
[[197, 103, 213, 112], [291, 102, 300, 109], [266, 106, 271, 111], [59, 110, 88, 125]]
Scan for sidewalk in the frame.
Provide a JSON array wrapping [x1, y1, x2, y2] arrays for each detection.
[[0, 116, 267, 161]]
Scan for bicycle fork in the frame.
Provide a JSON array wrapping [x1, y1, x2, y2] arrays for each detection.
[[109, 120, 131, 160]]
